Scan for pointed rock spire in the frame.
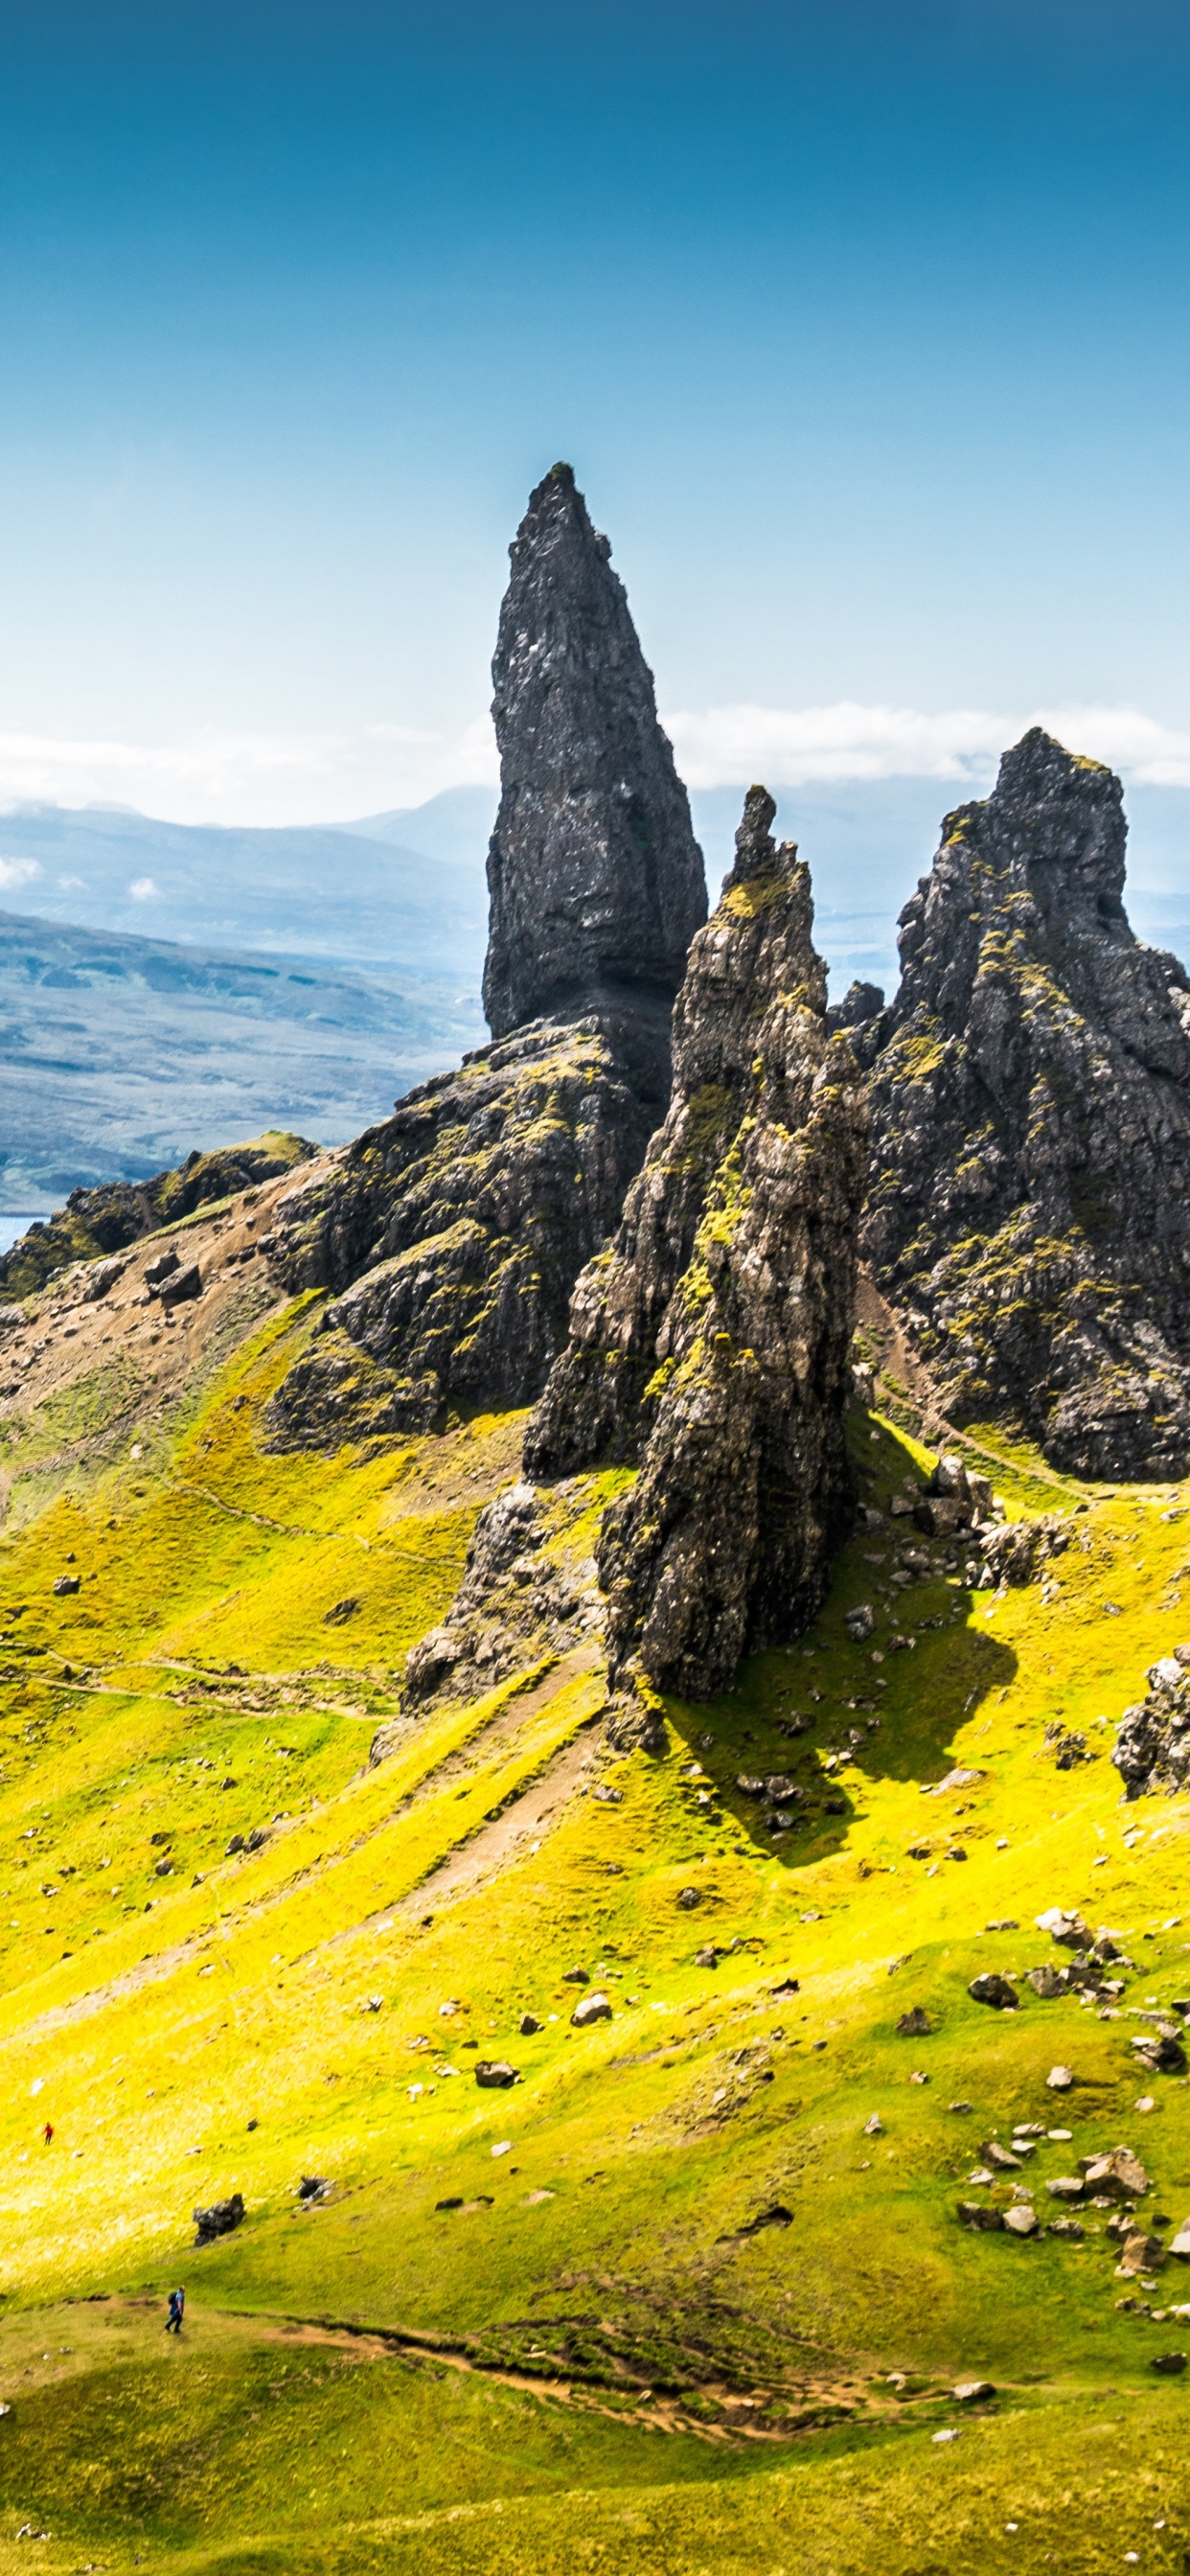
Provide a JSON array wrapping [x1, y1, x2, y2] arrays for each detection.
[[527, 785, 869, 1700], [482, 462, 707, 1042]]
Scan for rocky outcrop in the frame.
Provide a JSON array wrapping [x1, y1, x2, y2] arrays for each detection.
[[858, 728, 1190, 1479], [482, 463, 706, 1049], [263, 1018, 654, 1448], [0, 1132, 314, 1303], [1113, 1644, 1190, 1799], [264, 470, 707, 1455], [389, 1478, 604, 1727], [527, 786, 868, 1701]]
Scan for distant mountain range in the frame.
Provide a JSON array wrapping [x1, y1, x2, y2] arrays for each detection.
[[0, 773, 1185, 1221]]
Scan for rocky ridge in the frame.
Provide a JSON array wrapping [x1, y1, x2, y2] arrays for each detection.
[[0, 1131, 314, 1304], [849, 728, 1190, 1480], [526, 786, 868, 1701]]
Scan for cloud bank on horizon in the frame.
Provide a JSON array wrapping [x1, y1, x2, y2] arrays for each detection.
[[0, 704, 1188, 829]]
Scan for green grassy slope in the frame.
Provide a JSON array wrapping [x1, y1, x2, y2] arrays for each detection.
[[2, 1257, 1190, 2573]]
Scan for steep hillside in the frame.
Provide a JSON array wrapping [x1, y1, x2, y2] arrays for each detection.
[[2, 1186, 1190, 2573]]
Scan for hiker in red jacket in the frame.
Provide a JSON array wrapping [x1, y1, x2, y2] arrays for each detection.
[[42, 2122, 53, 2146]]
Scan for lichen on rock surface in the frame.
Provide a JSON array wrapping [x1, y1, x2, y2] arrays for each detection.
[[857, 727, 1190, 1479], [528, 785, 869, 1700], [263, 1018, 653, 1447], [263, 466, 708, 1455], [482, 461, 707, 1047]]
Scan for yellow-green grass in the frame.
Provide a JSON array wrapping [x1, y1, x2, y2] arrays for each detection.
[[3, 1304, 1190, 2568]]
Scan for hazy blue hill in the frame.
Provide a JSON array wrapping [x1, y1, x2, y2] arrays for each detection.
[[0, 908, 484, 1206], [0, 802, 489, 976]]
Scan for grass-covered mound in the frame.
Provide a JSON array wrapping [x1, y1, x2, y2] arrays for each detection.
[[2, 1191, 1190, 2572]]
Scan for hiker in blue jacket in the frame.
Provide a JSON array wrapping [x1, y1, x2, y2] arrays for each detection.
[[165, 2286, 185, 2335]]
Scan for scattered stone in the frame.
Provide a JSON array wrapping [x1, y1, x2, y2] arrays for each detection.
[[1114, 1646, 1190, 1800], [1036, 1907, 1091, 1948], [571, 1991, 613, 2028], [561, 1966, 589, 1984], [983, 2141, 1023, 2172], [896, 2006, 931, 2037], [925, 1767, 984, 1796], [1026, 1966, 1064, 1999], [297, 2176, 329, 2202], [474, 2060, 519, 2088], [52, 1575, 80, 1597], [144, 1248, 180, 1288], [1047, 2176, 1087, 2201], [1167, 2218, 1190, 2259], [1132, 2031, 1188, 2075], [436, 2196, 464, 2211], [695, 1945, 719, 1968], [159, 1262, 202, 1308], [863, 2114, 884, 2137], [1150, 2351, 1187, 2374], [1003, 2206, 1039, 2237], [770, 1976, 800, 1996], [323, 1598, 359, 1625], [952, 2380, 995, 2404], [1047, 2065, 1075, 2090], [950, 2100, 973, 2113], [194, 2193, 244, 2245], [519, 2013, 542, 2036], [1083, 2147, 1148, 2199], [957, 2202, 1004, 2231], [845, 1603, 875, 1642], [1117, 2233, 1167, 2276], [675, 1887, 701, 1910], [1046, 2219, 1087, 2241], [969, 1972, 1018, 2011]]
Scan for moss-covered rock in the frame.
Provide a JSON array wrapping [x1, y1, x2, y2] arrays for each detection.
[[528, 787, 869, 1699], [857, 727, 1190, 1478]]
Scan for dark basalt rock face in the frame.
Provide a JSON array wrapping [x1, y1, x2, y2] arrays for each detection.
[[526, 787, 869, 1701], [858, 728, 1190, 1479], [0, 1132, 314, 1303], [1113, 1644, 1190, 1800], [264, 468, 707, 1455], [263, 1018, 653, 1448], [482, 462, 707, 1047]]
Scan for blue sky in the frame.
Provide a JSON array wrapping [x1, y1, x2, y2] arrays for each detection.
[[0, 0, 1187, 820]]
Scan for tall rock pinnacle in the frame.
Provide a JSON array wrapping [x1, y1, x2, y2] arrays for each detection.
[[855, 727, 1190, 1477], [527, 786, 869, 1700], [482, 463, 707, 1044]]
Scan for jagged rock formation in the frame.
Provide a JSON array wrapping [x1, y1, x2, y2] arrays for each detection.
[[856, 729, 1190, 1479], [0, 1132, 313, 1303], [482, 463, 706, 1048], [382, 1479, 604, 1737], [264, 1020, 654, 1447], [264, 468, 708, 1453], [526, 787, 868, 1701], [1113, 1644, 1190, 1799]]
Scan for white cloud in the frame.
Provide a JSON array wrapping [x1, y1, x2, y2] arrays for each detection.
[[0, 717, 500, 827], [127, 877, 159, 900], [0, 702, 1184, 829], [661, 702, 1190, 791], [0, 855, 41, 889]]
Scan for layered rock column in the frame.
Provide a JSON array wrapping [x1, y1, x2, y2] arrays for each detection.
[[528, 788, 869, 1700], [483, 463, 707, 1051], [856, 728, 1190, 1478]]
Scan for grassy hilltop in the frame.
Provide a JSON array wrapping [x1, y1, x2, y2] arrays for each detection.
[[1, 1172, 1189, 2574]]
